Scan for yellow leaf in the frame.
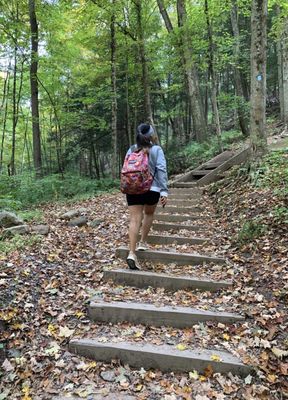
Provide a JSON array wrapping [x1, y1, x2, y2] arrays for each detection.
[[176, 343, 187, 351], [199, 375, 207, 382], [135, 384, 143, 392], [88, 361, 97, 369], [223, 333, 230, 341], [22, 385, 32, 400], [135, 331, 143, 338], [189, 370, 199, 380], [210, 354, 222, 362], [11, 323, 24, 330], [48, 324, 57, 335], [267, 374, 277, 383], [75, 311, 85, 318]]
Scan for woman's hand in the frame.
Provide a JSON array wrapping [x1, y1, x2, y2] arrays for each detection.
[[160, 196, 168, 207]]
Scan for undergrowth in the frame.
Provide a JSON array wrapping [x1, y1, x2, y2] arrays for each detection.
[[0, 174, 119, 211], [210, 149, 288, 245], [0, 234, 43, 256]]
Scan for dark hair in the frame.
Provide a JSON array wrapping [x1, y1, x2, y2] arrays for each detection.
[[136, 123, 153, 148]]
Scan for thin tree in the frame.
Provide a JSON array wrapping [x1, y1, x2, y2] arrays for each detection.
[[250, 0, 268, 156], [204, 0, 222, 151], [157, 0, 207, 142], [230, 0, 250, 136], [110, 0, 118, 179], [29, 0, 42, 176]]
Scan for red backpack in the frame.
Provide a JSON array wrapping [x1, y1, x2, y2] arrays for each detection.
[[120, 148, 153, 194]]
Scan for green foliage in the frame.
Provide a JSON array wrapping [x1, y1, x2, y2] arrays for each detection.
[[18, 210, 44, 223], [0, 174, 119, 209], [272, 206, 288, 223], [237, 220, 267, 244], [252, 150, 288, 196], [0, 234, 42, 256]]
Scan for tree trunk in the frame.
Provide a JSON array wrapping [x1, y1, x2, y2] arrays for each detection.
[[0, 69, 10, 172], [11, 45, 17, 176], [230, 0, 250, 136], [110, 0, 118, 179], [276, 10, 284, 121], [204, 0, 223, 151], [250, 0, 268, 156], [135, 0, 156, 131], [281, 15, 288, 124], [177, 0, 207, 142], [125, 47, 132, 146], [29, 0, 42, 177]]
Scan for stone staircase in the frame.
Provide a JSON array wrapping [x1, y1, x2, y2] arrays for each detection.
[[69, 186, 251, 377]]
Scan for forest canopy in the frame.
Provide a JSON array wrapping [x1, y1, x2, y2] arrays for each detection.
[[0, 0, 287, 181]]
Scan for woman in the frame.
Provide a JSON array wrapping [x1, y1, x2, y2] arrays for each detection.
[[125, 123, 168, 270]]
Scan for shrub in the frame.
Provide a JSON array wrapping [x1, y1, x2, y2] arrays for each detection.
[[0, 173, 119, 210], [237, 220, 266, 244]]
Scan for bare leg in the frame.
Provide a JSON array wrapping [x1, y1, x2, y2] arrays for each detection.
[[141, 204, 157, 242], [128, 205, 144, 253]]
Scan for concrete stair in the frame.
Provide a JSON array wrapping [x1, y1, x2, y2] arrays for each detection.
[[116, 247, 226, 265], [155, 213, 208, 222], [153, 222, 205, 232], [88, 301, 244, 327], [70, 340, 251, 376], [103, 269, 232, 291], [144, 234, 209, 245]]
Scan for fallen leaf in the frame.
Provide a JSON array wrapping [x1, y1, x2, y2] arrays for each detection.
[[176, 343, 187, 351], [272, 347, 288, 359], [210, 354, 222, 362], [58, 326, 75, 338]]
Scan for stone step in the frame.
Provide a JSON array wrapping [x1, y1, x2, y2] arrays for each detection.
[[155, 213, 208, 222], [169, 193, 201, 200], [116, 247, 226, 265], [69, 339, 251, 376], [103, 269, 232, 291], [145, 234, 209, 245], [88, 301, 244, 327], [157, 206, 204, 214], [167, 200, 201, 207], [172, 182, 199, 188], [169, 188, 203, 195], [153, 222, 205, 232]]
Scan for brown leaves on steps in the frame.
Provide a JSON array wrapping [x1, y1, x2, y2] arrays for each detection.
[[0, 191, 287, 398]]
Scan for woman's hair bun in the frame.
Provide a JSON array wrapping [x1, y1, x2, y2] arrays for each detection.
[[137, 123, 154, 136]]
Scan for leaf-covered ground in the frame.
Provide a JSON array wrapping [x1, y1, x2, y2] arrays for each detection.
[[0, 166, 287, 399]]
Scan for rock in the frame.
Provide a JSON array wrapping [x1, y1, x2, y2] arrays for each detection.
[[3, 225, 30, 237], [77, 207, 89, 213], [31, 225, 50, 235], [89, 218, 104, 228], [100, 370, 116, 382], [61, 210, 80, 220], [61, 208, 89, 220], [68, 216, 88, 227], [0, 211, 23, 228]]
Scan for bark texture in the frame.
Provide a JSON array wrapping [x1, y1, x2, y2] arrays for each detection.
[[204, 0, 222, 150], [29, 0, 42, 176], [110, 1, 118, 179], [250, 0, 268, 156]]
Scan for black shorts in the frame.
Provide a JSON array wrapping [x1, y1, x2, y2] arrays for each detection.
[[126, 191, 160, 206]]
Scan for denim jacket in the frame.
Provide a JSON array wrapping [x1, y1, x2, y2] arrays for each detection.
[[126, 145, 168, 197]]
